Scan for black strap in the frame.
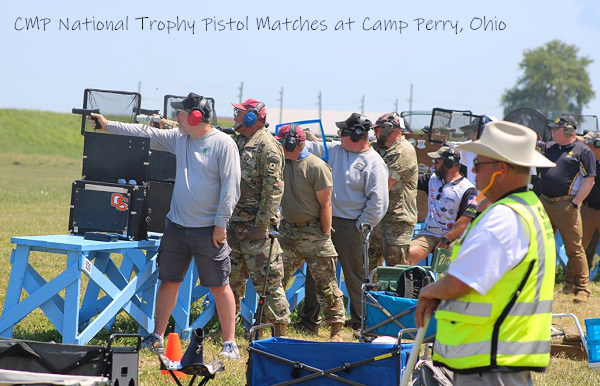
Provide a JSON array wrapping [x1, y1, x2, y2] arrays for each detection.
[[490, 259, 535, 367]]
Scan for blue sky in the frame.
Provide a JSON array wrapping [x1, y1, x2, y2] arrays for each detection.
[[1, 0, 599, 122]]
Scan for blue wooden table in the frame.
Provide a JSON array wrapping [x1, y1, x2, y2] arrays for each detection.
[[0, 235, 160, 344]]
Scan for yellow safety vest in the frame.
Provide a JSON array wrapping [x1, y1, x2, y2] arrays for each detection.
[[432, 191, 555, 373]]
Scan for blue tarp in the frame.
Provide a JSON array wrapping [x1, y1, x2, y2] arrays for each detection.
[[248, 337, 412, 385]]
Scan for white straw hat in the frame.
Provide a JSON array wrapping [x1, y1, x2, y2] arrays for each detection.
[[458, 121, 555, 168]]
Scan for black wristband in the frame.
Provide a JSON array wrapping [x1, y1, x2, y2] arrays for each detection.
[[571, 201, 578, 209], [441, 237, 450, 245]]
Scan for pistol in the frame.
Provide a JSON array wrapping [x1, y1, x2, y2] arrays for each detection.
[[72, 108, 101, 132]]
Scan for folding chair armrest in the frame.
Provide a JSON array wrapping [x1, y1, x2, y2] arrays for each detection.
[[361, 282, 381, 292], [552, 313, 588, 357], [249, 323, 274, 342], [398, 328, 418, 345]]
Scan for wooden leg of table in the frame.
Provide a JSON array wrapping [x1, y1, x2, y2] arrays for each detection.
[[62, 251, 82, 344], [0, 246, 31, 337]]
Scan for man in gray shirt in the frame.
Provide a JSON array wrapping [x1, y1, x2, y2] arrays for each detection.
[[91, 92, 242, 359], [304, 113, 389, 330]]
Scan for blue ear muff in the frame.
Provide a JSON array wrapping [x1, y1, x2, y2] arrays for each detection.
[[243, 102, 265, 127], [243, 111, 258, 127]]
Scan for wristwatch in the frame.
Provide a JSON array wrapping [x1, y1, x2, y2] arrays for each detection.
[[571, 201, 579, 209], [441, 237, 451, 245]]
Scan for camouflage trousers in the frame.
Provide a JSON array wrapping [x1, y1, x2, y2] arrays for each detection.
[[280, 220, 345, 325], [228, 222, 291, 324], [368, 220, 414, 272]]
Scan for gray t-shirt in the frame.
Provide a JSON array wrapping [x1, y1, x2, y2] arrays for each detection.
[[106, 122, 241, 228], [305, 140, 389, 228]]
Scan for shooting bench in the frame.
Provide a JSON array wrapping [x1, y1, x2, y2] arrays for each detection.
[[0, 234, 159, 344]]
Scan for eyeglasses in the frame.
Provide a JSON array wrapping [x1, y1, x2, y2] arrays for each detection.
[[173, 109, 182, 117], [432, 158, 442, 164], [337, 128, 352, 137], [234, 108, 246, 116], [473, 159, 500, 172]]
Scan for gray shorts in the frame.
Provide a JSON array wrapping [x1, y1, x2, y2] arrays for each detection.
[[157, 219, 231, 287]]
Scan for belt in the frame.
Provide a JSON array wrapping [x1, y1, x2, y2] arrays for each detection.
[[541, 194, 573, 203], [288, 218, 320, 228], [173, 222, 201, 229]]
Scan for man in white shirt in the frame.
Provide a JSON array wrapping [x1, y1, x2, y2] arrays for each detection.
[[415, 121, 556, 384]]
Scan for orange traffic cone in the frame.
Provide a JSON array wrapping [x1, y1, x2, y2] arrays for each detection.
[[161, 333, 187, 380]]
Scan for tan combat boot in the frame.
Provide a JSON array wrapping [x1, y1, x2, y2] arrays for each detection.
[[329, 322, 344, 342], [273, 323, 288, 337]]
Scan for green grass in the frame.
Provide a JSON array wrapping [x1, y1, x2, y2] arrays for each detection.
[[1, 108, 600, 384], [0, 109, 84, 158]]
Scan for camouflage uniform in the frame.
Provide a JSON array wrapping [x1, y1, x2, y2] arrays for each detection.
[[280, 220, 345, 326], [228, 127, 290, 324], [369, 137, 418, 270]]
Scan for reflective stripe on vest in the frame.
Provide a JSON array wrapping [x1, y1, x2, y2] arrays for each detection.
[[434, 340, 550, 359], [511, 195, 546, 301]]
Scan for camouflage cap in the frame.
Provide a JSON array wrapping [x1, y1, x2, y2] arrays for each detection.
[[583, 131, 600, 142], [372, 113, 406, 130]]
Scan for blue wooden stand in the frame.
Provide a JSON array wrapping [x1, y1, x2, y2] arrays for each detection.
[[0, 235, 160, 344], [169, 261, 349, 338]]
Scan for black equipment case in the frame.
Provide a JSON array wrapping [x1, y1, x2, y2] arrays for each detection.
[[147, 181, 174, 233], [0, 334, 141, 385], [68, 180, 149, 240], [82, 131, 151, 185]]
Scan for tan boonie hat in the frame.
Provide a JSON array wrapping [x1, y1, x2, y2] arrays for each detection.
[[427, 146, 451, 159], [583, 131, 600, 141], [458, 121, 555, 168]]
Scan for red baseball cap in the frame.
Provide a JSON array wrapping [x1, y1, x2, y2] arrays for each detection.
[[275, 124, 305, 141], [231, 98, 267, 120]]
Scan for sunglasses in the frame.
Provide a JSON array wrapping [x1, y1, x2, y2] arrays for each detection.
[[337, 128, 352, 137], [473, 158, 500, 172], [234, 107, 247, 116], [436, 185, 443, 200]]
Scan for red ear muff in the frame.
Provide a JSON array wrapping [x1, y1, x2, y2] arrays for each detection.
[[187, 109, 203, 126]]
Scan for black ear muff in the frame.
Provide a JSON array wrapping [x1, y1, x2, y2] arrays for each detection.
[[585, 136, 600, 148], [284, 124, 299, 152], [442, 150, 460, 169], [350, 115, 369, 142]]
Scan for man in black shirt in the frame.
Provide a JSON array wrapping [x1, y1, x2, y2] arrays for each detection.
[[581, 131, 600, 269], [538, 115, 596, 303]]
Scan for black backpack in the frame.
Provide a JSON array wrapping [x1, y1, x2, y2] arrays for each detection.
[[394, 266, 435, 298], [411, 360, 453, 386]]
